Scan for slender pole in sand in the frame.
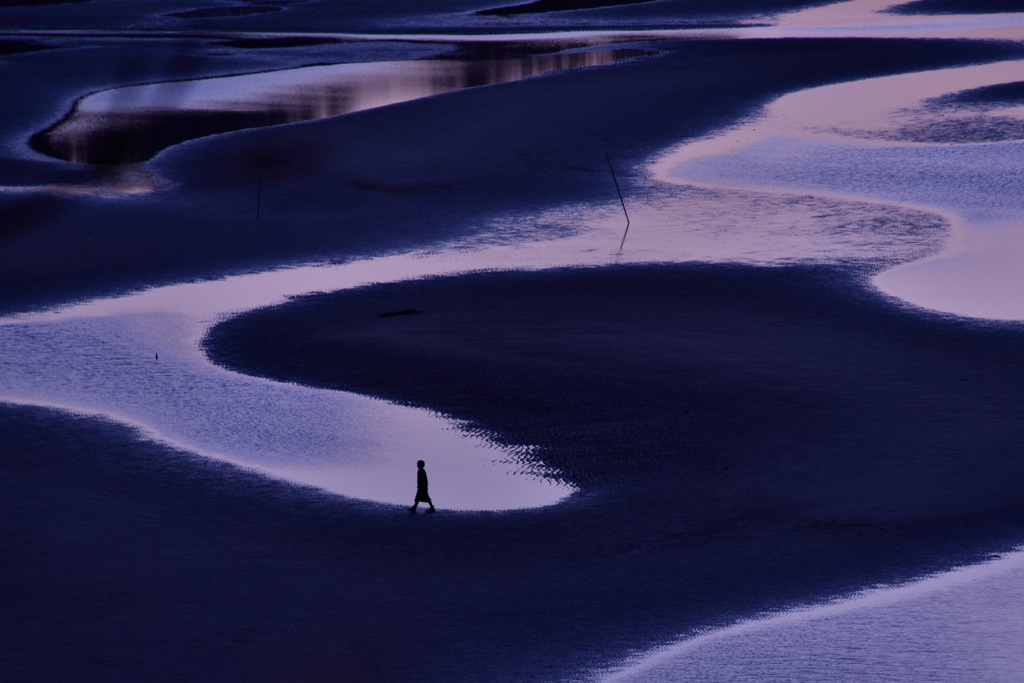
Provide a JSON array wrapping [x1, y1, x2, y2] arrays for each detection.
[[256, 173, 262, 221], [606, 153, 630, 252]]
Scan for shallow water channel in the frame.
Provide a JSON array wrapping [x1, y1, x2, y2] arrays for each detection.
[[32, 43, 647, 164], [600, 548, 1024, 683], [11, 14, 1024, 676]]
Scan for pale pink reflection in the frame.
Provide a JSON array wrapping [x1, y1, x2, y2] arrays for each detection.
[[653, 57, 1024, 321], [602, 549, 1024, 683], [652, 58, 1024, 175], [768, 0, 1024, 40], [776, 0, 905, 28], [1, 160, 950, 511], [35, 47, 647, 165]]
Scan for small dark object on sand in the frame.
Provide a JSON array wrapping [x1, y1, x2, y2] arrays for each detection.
[[606, 152, 631, 252], [378, 309, 421, 318]]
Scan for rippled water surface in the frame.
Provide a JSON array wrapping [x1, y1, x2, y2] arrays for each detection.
[[601, 550, 1024, 683], [10, 2, 1024, 675], [0, 306, 572, 510]]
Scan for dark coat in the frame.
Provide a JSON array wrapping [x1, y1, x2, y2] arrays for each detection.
[[415, 468, 431, 502]]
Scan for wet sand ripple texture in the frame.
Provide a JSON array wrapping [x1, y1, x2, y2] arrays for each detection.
[[6, 3, 1024, 681]]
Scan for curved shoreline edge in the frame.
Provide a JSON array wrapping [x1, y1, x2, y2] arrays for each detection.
[[203, 261, 1024, 677], [7, 18, 1024, 682]]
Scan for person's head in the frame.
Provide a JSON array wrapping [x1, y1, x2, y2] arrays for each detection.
[[417, 460, 425, 469]]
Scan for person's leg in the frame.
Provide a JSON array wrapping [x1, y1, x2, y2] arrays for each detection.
[[408, 501, 418, 512], [426, 497, 435, 513]]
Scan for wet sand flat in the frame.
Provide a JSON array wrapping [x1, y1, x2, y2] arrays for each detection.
[[0, 37, 1014, 312], [5, 0, 1024, 679], [7, 263, 1024, 682], [206, 263, 1024, 530], [198, 264, 1024, 675]]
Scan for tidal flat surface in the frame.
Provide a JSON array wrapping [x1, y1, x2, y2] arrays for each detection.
[[33, 44, 648, 164], [604, 549, 1024, 682], [4, 0, 1024, 681]]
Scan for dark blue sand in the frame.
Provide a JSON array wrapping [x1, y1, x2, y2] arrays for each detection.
[[475, 0, 832, 18], [0, 39, 47, 55], [29, 44, 650, 165], [934, 80, 1024, 106], [7, 264, 1024, 681], [477, 0, 660, 16], [207, 263, 1024, 535], [5, 0, 1024, 680], [0, 37, 1018, 313], [0, 0, 836, 32], [896, 86, 1024, 142], [890, 0, 1024, 15]]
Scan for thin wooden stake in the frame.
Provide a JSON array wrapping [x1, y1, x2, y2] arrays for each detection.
[[256, 173, 262, 221], [606, 153, 630, 251]]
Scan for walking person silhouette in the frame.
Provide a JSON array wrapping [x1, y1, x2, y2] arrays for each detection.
[[408, 460, 436, 513]]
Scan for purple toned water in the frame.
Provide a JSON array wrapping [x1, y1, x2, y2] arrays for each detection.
[[7, 3, 1024, 677]]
